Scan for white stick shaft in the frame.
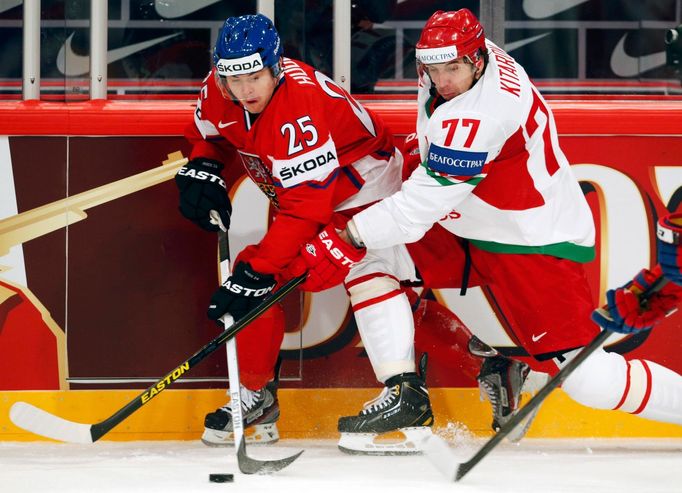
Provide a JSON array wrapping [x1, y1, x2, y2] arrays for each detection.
[[225, 332, 244, 449], [218, 239, 244, 450]]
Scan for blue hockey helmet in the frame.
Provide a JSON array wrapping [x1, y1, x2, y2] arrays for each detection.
[[213, 14, 283, 78]]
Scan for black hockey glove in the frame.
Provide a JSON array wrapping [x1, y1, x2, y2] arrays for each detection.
[[207, 262, 277, 323], [174, 158, 232, 232]]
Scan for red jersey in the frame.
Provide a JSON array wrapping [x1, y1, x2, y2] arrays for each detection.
[[186, 58, 395, 274]]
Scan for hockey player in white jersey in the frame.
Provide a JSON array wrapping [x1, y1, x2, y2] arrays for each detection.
[[293, 8, 682, 438]]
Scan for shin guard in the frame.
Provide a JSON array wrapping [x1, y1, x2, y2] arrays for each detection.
[[348, 275, 415, 381]]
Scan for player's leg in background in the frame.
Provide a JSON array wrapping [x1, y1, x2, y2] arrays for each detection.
[[411, 291, 534, 436]]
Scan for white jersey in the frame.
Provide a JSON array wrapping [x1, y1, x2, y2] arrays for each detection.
[[354, 40, 595, 262]]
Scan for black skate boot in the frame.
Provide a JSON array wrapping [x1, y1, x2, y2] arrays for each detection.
[[477, 355, 537, 441], [201, 382, 280, 447], [337, 354, 434, 455]]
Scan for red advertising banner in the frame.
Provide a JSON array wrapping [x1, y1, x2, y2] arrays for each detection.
[[0, 101, 681, 391]]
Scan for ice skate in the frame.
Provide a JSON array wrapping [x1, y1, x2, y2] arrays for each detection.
[[477, 355, 546, 442], [337, 355, 433, 455], [201, 381, 280, 446]]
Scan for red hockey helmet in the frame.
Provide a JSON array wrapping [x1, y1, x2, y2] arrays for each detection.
[[415, 9, 486, 64]]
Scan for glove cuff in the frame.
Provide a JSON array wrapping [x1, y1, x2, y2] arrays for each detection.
[[192, 157, 224, 171], [234, 262, 275, 284], [629, 266, 670, 297]]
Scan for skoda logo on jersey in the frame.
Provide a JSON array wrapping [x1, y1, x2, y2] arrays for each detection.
[[272, 137, 341, 188], [427, 144, 488, 176], [280, 151, 337, 181], [216, 53, 264, 76]]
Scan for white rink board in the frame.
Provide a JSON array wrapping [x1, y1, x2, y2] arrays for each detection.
[[1, 438, 680, 493]]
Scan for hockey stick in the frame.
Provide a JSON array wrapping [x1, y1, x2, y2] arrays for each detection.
[[9, 264, 306, 444], [425, 275, 668, 482], [216, 228, 303, 474]]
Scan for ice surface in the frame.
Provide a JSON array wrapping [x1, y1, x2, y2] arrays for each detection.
[[1, 438, 680, 493]]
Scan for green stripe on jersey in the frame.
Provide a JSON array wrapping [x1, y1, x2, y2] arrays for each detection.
[[421, 161, 482, 186], [469, 238, 596, 263], [424, 94, 435, 117]]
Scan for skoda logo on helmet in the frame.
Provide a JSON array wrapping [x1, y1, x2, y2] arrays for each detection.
[[216, 53, 264, 76]]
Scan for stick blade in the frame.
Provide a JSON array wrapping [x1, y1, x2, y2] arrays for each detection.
[[422, 434, 458, 481], [236, 438, 303, 474], [9, 402, 94, 444]]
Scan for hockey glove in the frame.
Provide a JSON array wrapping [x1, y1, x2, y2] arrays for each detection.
[[287, 225, 366, 292], [591, 266, 681, 334], [175, 158, 232, 232], [657, 212, 682, 286], [207, 262, 276, 323]]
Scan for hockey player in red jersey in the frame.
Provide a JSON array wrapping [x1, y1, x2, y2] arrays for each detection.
[[294, 9, 682, 431], [176, 13, 426, 450], [175, 13, 531, 454]]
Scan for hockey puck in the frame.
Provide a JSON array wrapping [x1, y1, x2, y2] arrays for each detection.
[[209, 473, 234, 483]]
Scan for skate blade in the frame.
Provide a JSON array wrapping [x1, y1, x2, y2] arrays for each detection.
[[201, 423, 279, 447], [338, 427, 432, 456], [506, 370, 550, 443]]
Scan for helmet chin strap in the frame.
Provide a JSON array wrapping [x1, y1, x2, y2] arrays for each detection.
[[271, 58, 284, 78], [470, 59, 486, 88]]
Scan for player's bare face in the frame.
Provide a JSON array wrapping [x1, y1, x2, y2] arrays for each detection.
[[424, 60, 478, 100], [225, 68, 278, 114]]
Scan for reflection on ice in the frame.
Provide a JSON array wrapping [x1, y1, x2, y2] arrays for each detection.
[[0, 438, 680, 493]]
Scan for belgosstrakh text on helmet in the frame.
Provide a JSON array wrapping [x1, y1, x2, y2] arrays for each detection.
[[415, 9, 486, 62], [415, 45, 459, 64]]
